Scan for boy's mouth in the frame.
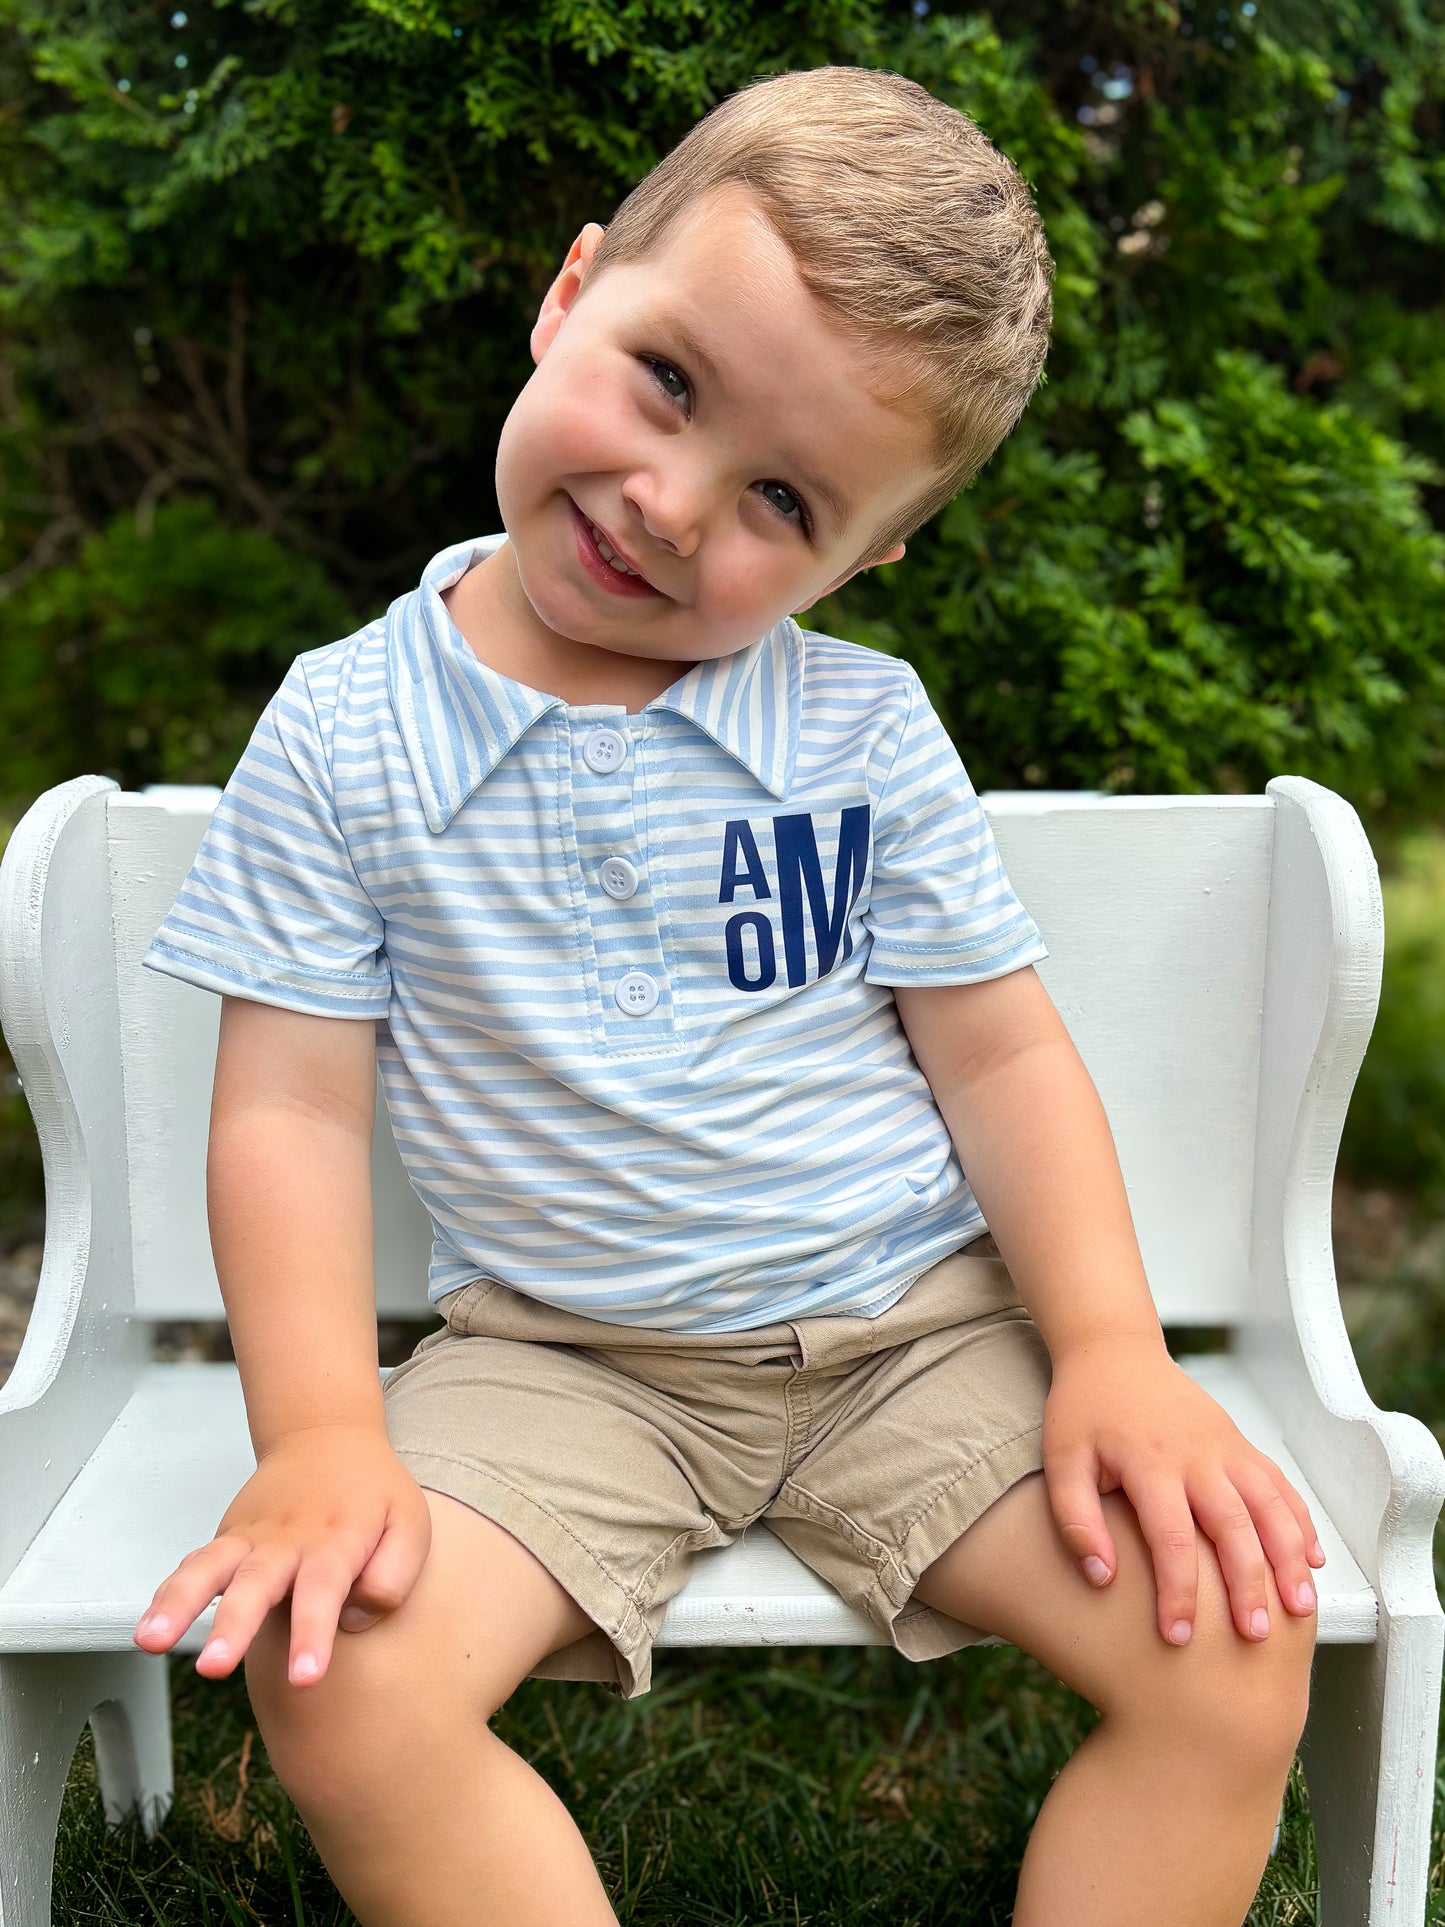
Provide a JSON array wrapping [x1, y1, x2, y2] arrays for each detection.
[[568, 498, 665, 600]]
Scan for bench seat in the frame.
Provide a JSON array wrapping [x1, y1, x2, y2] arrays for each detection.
[[0, 1356, 1378, 1655], [0, 771, 1439, 1927]]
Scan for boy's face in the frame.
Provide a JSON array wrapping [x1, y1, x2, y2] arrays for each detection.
[[480, 182, 935, 687]]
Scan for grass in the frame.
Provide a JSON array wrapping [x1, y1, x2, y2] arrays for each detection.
[[58, 1641, 1344, 1926]]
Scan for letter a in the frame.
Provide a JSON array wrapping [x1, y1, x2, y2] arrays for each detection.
[[718, 819, 772, 903]]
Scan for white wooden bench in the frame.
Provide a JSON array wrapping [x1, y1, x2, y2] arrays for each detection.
[[0, 771, 1441, 1926]]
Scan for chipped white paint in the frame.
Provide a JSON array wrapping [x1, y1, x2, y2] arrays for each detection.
[[0, 772, 1438, 1926]]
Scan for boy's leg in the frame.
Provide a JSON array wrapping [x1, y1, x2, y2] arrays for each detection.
[[243, 1487, 620, 1927], [909, 1469, 1316, 1927]]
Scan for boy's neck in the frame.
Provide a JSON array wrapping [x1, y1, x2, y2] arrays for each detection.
[[441, 539, 698, 715]]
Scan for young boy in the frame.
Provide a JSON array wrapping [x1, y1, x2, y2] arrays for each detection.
[[133, 64, 1324, 1927]]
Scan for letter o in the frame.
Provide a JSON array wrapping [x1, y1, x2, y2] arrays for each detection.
[[725, 911, 777, 991]]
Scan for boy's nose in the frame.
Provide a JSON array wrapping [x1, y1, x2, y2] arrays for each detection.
[[621, 482, 702, 561]]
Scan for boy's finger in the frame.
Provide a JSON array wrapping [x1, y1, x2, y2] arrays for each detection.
[[1043, 1454, 1116, 1584], [1248, 1453, 1326, 1571], [1231, 1462, 1320, 1619], [1125, 1476, 1199, 1645], [286, 1554, 373, 1685], [133, 1540, 246, 1648], [1191, 1479, 1273, 1641], [343, 1509, 432, 1628], [195, 1553, 298, 1676]]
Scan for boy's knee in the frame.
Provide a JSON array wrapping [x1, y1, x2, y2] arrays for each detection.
[[242, 1597, 453, 1811], [243, 1604, 340, 1807], [1175, 1651, 1311, 1777], [1120, 1535, 1315, 1772], [242, 1604, 351, 1802]]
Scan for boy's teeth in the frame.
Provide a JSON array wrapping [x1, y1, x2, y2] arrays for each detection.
[[586, 519, 638, 576]]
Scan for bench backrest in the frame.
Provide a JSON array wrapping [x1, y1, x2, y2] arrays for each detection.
[[101, 785, 1288, 1326]]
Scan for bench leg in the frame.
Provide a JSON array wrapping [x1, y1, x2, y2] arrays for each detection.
[[0, 1651, 173, 1927], [1298, 1627, 1442, 1927], [88, 1651, 173, 1833]]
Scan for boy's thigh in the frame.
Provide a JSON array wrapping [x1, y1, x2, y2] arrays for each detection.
[[245, 1489, 594, 1773], [376, 1316, 781, 1698]]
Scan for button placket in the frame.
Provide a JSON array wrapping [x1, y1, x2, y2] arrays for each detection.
[[573, 716, 668, 1031]]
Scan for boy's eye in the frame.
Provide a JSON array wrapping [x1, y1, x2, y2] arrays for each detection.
[[762, 481, 809, 535], [643, 358, 816, 539], [643, 358, 689, 410]]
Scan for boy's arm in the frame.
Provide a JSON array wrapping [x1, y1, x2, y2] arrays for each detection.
[[207, 994, 387, 1455], [133, 996, 433, 1689], [892, 968, 1326, 1646]]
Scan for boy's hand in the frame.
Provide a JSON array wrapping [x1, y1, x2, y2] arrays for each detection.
[[1042, 1336, 1327, 1647], [131, 1423, 432, 1686]]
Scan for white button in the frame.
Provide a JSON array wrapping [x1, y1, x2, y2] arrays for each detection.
[[600, 856, 639, 900], [615, 970, 659, 1015], [582, 727, 628, 773]]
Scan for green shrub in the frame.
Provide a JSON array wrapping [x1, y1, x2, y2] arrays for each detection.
[[0, 497, 360, 794], [0, 813, 42, 1246], [1341, 829, 1445, 1209], [833, 346, 1445, 800], [2, 1, 1445, 816]]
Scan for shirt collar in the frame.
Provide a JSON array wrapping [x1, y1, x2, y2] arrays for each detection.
[[387, 534, 803, 834]]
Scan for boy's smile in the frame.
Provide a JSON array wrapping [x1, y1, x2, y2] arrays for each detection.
[[444, 182, 933, 711]]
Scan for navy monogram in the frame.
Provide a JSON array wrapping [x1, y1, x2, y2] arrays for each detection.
[[717, 805, 871, 991]]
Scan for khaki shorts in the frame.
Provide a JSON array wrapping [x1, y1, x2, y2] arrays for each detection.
[[380, 1235, 1052, 1699]]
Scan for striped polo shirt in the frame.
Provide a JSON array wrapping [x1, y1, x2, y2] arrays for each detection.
[[143, 533, 1049, 1332]]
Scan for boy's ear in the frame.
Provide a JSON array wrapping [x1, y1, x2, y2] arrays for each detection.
[[792, 542, 906, 615], [531, 221, 607, 363]]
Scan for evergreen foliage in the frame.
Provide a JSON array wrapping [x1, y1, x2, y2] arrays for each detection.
[[1, 1, 1443, 815], [1345, 829, 1445, 1207]]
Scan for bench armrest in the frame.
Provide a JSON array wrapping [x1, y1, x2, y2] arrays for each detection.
[[1239, 776, 1445, 1622], [0, 777, 147, 1588]]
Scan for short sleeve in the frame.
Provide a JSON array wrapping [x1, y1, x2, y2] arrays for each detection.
[[141, 655, 392, 1018], [863, 668, 1048, 987]]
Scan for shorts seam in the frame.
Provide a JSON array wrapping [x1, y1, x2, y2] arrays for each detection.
[[392, 1448, 726, 1652], [442, 1280, 498, 1327], [781, 1368, 809, 1475], [715, 1502, 776, 1537], [629, 1519, 732, 1613], [779, 1417, 1048, 1587], [878, 1420, 1046, 1615], [395, 1447, 637, 1617], [893, 1603, 936, 1627], [770, 1482, 893, 1568], [892, 1416, 1048, 1548]]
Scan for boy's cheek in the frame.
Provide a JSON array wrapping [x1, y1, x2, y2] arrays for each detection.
[[697, 558, 806, 633], [506, 355, 642, 483]]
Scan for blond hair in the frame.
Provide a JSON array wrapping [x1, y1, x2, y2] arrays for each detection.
[[584, 65, 1055, 569]]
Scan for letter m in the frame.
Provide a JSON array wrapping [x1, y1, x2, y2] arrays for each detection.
[[773, 804, 871, 987]]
